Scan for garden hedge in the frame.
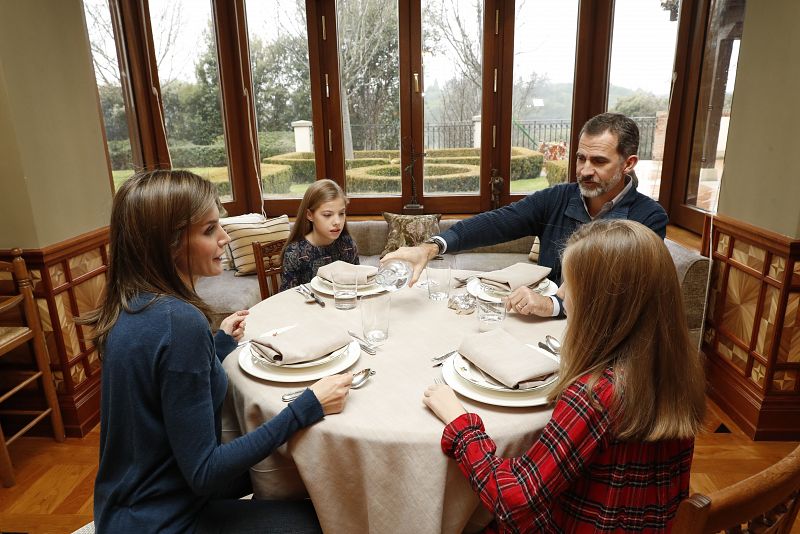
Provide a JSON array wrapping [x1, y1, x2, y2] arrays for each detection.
[[544, 160, 569, 186], [346, 163, 480, 194]]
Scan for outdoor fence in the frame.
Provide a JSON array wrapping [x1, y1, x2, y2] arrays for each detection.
[[323, 116, 657, 158]]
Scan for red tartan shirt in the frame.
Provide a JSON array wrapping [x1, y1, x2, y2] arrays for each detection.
[[441, 369, 694, 533]]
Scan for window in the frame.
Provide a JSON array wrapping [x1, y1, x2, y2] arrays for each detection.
[[82, 0, 135, 191], [607, 0, 680, 201], [511, 0, 579, 196], [148, 0, 233, 202], [246, 0, 316, 199], [93, 0, 730, 234]]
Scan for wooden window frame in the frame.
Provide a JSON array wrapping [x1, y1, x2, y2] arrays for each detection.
[[100, 0, 716, 235]]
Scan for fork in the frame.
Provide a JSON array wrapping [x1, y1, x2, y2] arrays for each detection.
[[348, 330, 377, 355], [434, 378, 443, 385]]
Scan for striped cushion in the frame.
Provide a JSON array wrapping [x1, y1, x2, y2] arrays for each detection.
[[223, 215, 289, 276]]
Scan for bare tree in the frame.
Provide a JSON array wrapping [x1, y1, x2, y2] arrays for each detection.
[[82, 0, 183, 87]]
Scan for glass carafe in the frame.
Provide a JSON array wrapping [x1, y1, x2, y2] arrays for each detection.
[[375, 260, 411, 292]]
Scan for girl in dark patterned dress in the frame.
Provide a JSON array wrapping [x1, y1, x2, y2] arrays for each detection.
[[280, 179, 359, 291]]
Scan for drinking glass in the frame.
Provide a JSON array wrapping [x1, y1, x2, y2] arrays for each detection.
[[361, 293, 391, 345], [477, 294, 507, 331], [332, 272, 358, 310], [426, 258, 451, 301]]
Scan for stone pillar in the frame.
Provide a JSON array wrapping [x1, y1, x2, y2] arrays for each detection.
[[472, 115, 481, 148], [291, 120, 313, 153], [651, 110, 668, 161]]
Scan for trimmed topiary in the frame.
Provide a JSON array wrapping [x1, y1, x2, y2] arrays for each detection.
[[262, 152, 316, 184], [544, 160, 569, 186], [260, 164, 293, 194]]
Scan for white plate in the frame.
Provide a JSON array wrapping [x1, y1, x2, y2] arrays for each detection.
[[442, 353, 557, 408], [452, 349, 559, 392], [239, 340, 360, 382], [309, 276, 387, 297], [466, 277, 557, 302]]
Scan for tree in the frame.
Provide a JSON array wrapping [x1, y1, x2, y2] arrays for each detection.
[[610, 90, 668, 117]]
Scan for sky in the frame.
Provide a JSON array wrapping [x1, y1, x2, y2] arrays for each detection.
[[100, 0, 718, 97]]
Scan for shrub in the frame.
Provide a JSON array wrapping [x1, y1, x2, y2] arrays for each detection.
[[170, 144, 229, 168], [353, 150, 400, 159], [345, 158, 390, 170], [545, 160, 569, 186], [260, 164, 293, 194], [510, 147, 544, 181], [263, 152, 316, 184], [257, 131, 294, 159], [346, 163, 479, 194], [108, 140, 133, 171]]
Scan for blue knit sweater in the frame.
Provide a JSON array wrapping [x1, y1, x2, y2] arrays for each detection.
[[94, 294, 324, 533], [438, 182, 668, 284]]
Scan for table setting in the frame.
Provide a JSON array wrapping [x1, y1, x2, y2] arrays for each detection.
[[221, 264, 566, 533]]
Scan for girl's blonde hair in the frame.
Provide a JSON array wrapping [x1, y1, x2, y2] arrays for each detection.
[[550, 219, 705, 441], [83, 170, 219, 353], [282, 179, 349, 257]]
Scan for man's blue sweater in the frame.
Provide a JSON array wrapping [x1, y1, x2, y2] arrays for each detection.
[[94, 294, 323, 533], [438, 182, 668, 284]]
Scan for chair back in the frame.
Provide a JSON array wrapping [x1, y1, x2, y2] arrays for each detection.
[[252, 239, 287, 300], [672, 444, 800, 533]]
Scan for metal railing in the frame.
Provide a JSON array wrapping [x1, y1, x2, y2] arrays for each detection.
[[346, 116, 657, 158]]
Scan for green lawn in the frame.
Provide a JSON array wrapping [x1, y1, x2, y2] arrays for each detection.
[[510, 176, 549, 194]]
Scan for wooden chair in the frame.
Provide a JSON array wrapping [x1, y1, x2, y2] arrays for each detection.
[[252, 239, 287, 300], [0, 248, 66, 487], [672, 443, 800, 533]]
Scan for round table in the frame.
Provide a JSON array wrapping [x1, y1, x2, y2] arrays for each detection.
[[221, 271, 566, 534]]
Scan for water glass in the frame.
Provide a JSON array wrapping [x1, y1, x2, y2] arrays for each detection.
[[361, 293, 391, 345], [332, 272, 358, 310], [426, 258, 451, 301], [477, 295, 507, 331]]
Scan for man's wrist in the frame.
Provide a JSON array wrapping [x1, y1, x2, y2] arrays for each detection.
[[421, 242, 439, 260]]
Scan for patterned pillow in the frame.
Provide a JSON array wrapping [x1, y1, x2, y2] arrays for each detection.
[[380, 213, 441, 258], [222, 215, 290, 276], [528, 236, 541, 263]]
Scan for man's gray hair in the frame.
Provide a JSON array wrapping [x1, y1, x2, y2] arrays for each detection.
[[579, 113, 639, 159]]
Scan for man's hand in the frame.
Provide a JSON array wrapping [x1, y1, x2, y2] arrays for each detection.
[[381, 243, 438, 287], [422, 383, 467, 425], [220, 310, 249, 341], [506, 287, 554, 317]]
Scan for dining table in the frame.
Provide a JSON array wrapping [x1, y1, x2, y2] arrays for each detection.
[[220, 269, 567, 534]]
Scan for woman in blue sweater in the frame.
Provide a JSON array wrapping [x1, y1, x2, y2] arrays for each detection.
[[87, 170, 352, 533]]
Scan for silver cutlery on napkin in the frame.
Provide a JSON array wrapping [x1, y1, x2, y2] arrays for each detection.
[[431, 350, 457, 367], [347, 330, 377, 355], [297, 284, 325, 307]]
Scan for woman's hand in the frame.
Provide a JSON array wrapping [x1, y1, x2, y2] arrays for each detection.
[[506, 287, 553, 317], [310, 373, 353, 415], [220, 310, 248, 341], [423, 384, 467, 425]]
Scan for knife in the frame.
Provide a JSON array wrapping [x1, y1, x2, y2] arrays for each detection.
[[300, 284, 326, 307], [538, 341, 557, 356]]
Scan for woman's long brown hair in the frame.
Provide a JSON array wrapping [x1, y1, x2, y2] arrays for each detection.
[[83, 170, 218, 354], [549, 219, 706, 441]]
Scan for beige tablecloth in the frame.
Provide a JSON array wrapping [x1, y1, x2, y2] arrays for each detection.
[[221, 270, 566, 534]]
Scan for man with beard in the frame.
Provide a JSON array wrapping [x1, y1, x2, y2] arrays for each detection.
[[382, 113, 667, 318]]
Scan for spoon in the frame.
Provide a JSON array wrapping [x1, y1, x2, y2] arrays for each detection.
[[281, 369, 375, 402], [545, 335, 561, 355]]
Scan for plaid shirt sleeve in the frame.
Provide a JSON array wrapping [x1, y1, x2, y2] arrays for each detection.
[[441, 377, 613, 530]]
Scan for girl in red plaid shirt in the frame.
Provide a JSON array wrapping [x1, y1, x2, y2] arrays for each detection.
[[424, 219, 706, 533]]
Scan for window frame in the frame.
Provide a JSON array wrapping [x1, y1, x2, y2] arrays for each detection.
[[98, 0, 716, 235]]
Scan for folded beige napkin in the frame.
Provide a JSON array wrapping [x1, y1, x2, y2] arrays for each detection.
[[250, 318, 351, 365], [316, 261, 378, 285], [458, 329, 559, 389], [479, 263, 552, 293]]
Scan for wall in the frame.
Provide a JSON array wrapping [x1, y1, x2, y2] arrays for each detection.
[[0, 0, 111, 250], [717, 0, 800, 239]]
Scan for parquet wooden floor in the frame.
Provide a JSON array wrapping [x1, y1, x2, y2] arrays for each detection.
[[1, 397, 798, 533]]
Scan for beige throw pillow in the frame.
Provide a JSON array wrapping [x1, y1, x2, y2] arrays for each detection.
[[222, 214, 290, 276], [528, 236, 541, 263], [380, 213, 441, 258]]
